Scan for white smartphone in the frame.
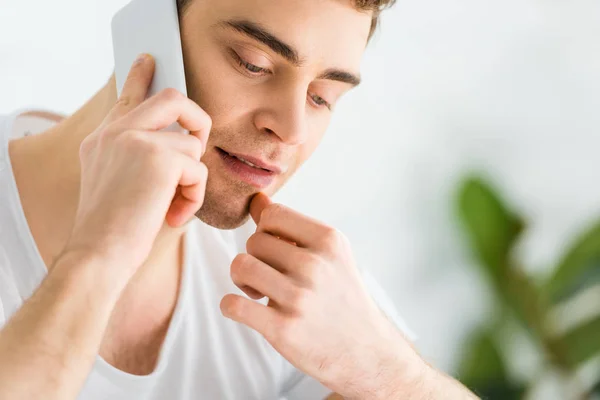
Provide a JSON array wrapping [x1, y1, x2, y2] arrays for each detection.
[[111, 0, 188, 133]]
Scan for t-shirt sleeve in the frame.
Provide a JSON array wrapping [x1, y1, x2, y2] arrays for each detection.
[[280, 268, 416, 399]]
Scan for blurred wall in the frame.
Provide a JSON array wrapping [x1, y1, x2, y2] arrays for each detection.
[[1, 0, 599, 376]]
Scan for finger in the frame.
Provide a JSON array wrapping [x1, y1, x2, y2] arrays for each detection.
[[166, 186, 187, 227], [188, 117, 212, 156], [250, 199, 330, 249], [108, 53, 155, 122], [220, 294, 280, 341], [119, 88, 212, 152], [230, 254, 297, 305], [135, 130, 204, 160], [166, 195, 200, 227], [250, 192, 273, 225], [240, 286, 265, 300], [166, 158, 208, 226], [246, 232, 304, 275], [250, 194, 297, 245], [179, 157, 208, 188]]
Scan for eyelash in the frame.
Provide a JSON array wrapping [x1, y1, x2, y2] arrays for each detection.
[[231, 50, 332, 110], [231, 50, 269, 76], [309, 94, 331, 110]]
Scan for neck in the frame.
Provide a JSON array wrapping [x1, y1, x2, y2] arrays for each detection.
[[10, 73, 185, 331]]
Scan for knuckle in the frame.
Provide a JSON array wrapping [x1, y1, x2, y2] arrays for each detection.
[[191, 136, 205, 157], [121, 131, 164, 162], [79, 136, 95, 158], [114, 95, 131, 109], [198, 107, 213, 125], [93, 129, 113, 151], [160, 87, 183, 102], [299, 253, 321, 280], [320, 226, 343, 249], [204, 111, 213, 127], [139, 137, 162, 156], [120, 129, 143, 146], [195, 163, 209, 186], [245, 233, 262, 254], [300, 251, 321, 269], [197, 161, 208, 176], [231, 253, 252, 280], [261, 203, 286, 225], [287, 287, 311, 310]]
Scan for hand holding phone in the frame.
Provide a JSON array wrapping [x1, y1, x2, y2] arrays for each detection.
[[67, 55, 211, 284], [111, 0, 188, 134]]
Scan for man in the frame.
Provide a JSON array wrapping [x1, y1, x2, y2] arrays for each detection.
[[0, 0, 478, 399]]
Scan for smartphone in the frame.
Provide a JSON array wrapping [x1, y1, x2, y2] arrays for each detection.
[[111, 0, 188, 133]]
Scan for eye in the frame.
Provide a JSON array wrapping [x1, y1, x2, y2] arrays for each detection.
[[230, 49, 270, 76], [240, 59, 265, 74], [309, 93, 332, 110]]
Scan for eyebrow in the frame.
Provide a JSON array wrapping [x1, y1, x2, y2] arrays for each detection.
[[318, 69, 361, 87], [220, 19, 302, 65], [218, 19, 362, 87]]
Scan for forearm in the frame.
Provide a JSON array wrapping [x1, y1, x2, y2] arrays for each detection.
[[375, 350, 479, 400], [0, 250, 126, 400], [399, 362, 479, 400], [349, 331, 479, 400]]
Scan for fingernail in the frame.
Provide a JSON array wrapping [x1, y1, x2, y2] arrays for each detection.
[[134, 53, 148, 65]]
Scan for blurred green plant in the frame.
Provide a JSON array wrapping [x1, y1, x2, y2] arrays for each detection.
[[455, 176, 600, 400]]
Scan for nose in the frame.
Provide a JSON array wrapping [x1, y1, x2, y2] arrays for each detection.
[[253, 85, 308, 146]]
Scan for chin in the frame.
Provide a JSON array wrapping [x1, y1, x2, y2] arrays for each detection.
[[190, 159, 287, 229], [194, 203, 251, 230], [193, 184, 254, 230]]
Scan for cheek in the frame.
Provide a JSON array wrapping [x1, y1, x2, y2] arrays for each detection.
[[185, 59, 244, 122], [181, 35, 249, 124]]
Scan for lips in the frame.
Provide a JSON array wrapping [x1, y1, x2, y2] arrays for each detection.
[[215, 147, 281, 189], [217, 148, 283, 174]]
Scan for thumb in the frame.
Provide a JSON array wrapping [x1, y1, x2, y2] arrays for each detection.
[[108, 53, 156, 121], [249, 192, 273, 225]]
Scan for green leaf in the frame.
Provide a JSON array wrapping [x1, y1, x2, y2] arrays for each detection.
[[458, 328, 508, 389], [559, 316, 600, 366], [546, 221, 600, 301], [501, 269, 547, 336], [457, 176, 524, 284], [457, 328, 527, 399], [592, 379, 600, 396], [473, 385, 527, 400]]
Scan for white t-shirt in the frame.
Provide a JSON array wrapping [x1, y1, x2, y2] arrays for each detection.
[[0, 108, 415, 400]]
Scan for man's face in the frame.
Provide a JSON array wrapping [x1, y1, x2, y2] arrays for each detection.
[[180, 0, 371, 229]]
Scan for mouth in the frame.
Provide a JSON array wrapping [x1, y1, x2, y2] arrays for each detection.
[[215, 147, 281, 189]]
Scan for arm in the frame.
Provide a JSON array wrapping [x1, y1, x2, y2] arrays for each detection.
[[325, 365, 477, 400], [0, 54, 210, 400], [323, 336, 477, 400], [220, 194, 479, 400], [0, 251, 128, 399]]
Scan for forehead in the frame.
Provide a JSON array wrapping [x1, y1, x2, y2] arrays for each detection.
[[197, 0, 372, 71]]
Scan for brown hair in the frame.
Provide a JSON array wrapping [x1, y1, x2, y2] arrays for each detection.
[[176, 0, 396, 39]]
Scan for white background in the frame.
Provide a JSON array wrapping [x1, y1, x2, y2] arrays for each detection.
[[2, 0, 600, 387]]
